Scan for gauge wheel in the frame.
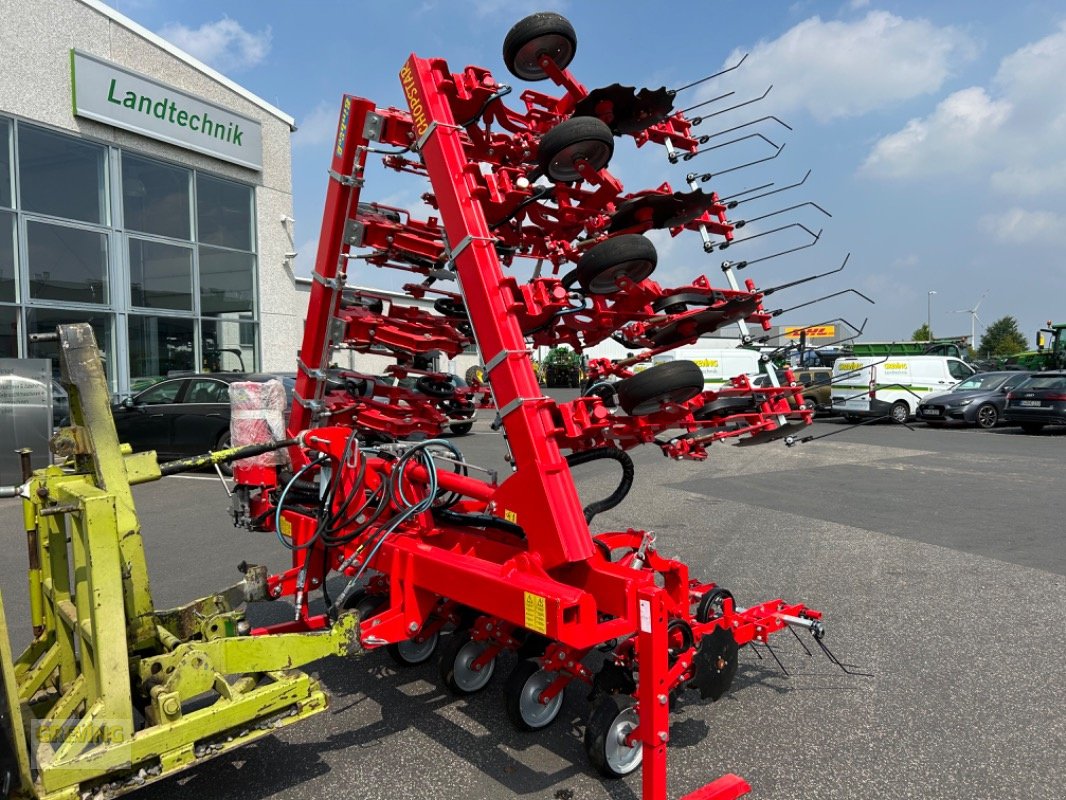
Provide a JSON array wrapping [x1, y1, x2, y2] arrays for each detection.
[[574, 235, 657, 295], [504, 659, 565, 731], [433, 297, 467, 319], [695, 587, 734, 624], [615, 360, 705, 416], [416, 375, 456, 399], [216, 430, 234, 477], [503, 12, 577, 81], [975, 403, 998, 429], [694, 396, 753, 421], [448, 421, 474, 436], [439, 630, 496, 695], [584, 694, 642, 779], [889, 401, 910, 424], [386, 630, 440, 667], [538, 117, 614, 182]]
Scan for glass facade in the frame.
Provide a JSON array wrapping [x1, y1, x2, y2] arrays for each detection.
[[0, 116, 258, 395]]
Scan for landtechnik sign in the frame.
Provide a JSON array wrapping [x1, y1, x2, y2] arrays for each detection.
[[70, 50, 263, 170]]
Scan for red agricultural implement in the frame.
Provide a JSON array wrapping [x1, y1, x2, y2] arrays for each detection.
[[228, 12, 843, 800]]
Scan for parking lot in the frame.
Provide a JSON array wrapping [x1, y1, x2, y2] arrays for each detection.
[[1, 413, 1063, 800]]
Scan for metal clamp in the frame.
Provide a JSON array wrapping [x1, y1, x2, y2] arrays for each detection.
[[313, 271, 347, 290], [483, 348, 532, 375], [447, 234, 497, 263], [327, 168, 364, 188], [496, 395, 549, 422], [415, 120, 463, 153]]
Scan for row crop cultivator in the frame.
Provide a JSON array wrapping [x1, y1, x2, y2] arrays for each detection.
[[234, 12, 842, 800], [0, 11, 858, 800]]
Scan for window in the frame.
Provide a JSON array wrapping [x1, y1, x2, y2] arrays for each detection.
[[199, 246, 254, 316], [947, 360, 974, 381], [0, 118, 11, 209], [201, 317, 256, 372], [122, 153, 191, 240], [0, 306, 17, 358], [128, 239, 193, 310], [18, 125, 108, 225], [185, 378, 229, 404], [196, 173, 252, 251], [0, 211, 14, 302], [128, 315, 194, 382], [26, 308, 113, 386], [135, 379, 183, 405], [26, 220, 108, 304]]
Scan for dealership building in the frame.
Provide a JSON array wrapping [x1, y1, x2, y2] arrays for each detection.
[[0, 0, 304, 396]]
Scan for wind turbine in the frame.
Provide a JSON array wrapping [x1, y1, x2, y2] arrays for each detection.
[[952, 290, 988, 350]]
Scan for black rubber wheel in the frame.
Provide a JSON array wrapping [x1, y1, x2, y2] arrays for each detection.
[[538, 117, 614, 182], [889, 401, 910, 424], [416, 375, 456, 399], [503, 12, 577, 81], [615, 360, 704, 416], [574, 235, 657, 295], [504, 659, 565, 731], [1020, 422, 1044, 434], [696, 588, 734, 623], [216, 430, 234, 477], [386, 631, 440, 667], [438, 630, 496, 695], [584, 694, 642, 778], [448, 421, 474, 436], [694, 396, 753, 421], [975, 403, 998, 429], [433, 297, 467, 319]]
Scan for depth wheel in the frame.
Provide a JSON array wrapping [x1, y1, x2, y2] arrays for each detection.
[[503, 12, 577, 81], [416, 375, 456, 399], [438, 630, 496, 695], [975, 403, 998, 429], [584, 694, 642, 779], [574, 235, 657, 295], [386, 630, 440, 667], [615, 360, 704, 416], [696, 587, 734, 623], [504, 659, 565, 731], [538, 117, 614, 182]]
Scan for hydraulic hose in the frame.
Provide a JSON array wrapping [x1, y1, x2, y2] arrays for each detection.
[[565, 447, 635, 523]]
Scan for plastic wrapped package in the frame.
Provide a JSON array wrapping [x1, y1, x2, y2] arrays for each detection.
[[229, 380, 290, 468]]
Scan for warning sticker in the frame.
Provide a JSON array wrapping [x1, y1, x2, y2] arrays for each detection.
[[524, 592, 547, 634], [639, 599, 652, 633], [279, 516, 292, 538]]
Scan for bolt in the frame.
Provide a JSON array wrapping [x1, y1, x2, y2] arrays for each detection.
[[658, 732, 668, 743], [408, 621, 419, 633], [273, 587, 282, 597], [311, 578, 319, 586], [657, 694, 667, 705], [161, 697, 180, 716]]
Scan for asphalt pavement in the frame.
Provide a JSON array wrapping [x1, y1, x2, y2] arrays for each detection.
[[0, 411, 1062, 800]]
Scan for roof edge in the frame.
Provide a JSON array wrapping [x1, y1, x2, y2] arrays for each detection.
[[77, 0, 296, 129]]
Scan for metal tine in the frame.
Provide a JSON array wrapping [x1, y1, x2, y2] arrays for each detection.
[[769, 288, 876, 317], [719, 180, 776, 204], [730, 169, 812, 208], [761, 253, 850, 296], [688, 85, 773, 125], [814, 636, 874, 677], [674, 53, 749, 95], [688, 131, 781, 157], [686, 137, 785, 166], [761, 316, 869, 363], [710, 219, 817, 255], [763, 640, 791, 676], [737, 200, 832, 230], [787, 624, 814, 657], [747, 642, 765, 660], [679, 90, 736, 117], [699, 115, 793, 145], [719, 225, 821, 267]]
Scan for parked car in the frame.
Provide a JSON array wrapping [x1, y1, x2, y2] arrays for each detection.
[[1003, 372, 1066, 434], [751, 367, 834, 415], [113, 373, 294, 466], [916, 370, 1033, 429]]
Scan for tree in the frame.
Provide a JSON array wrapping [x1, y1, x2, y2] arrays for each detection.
[[911, 323, 931, 341], [977, 316, 1027, 356]]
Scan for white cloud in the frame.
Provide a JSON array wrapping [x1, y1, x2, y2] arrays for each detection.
[[159, 17, 272, 73], [714, 12, 975, 123], [848, 0, 871, 9], [862, 23, 1066, 193], [982, 208, 1066, 245], [293, 102, 339, 149]]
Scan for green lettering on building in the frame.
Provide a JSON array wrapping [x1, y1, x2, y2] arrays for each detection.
[[105, 78, 245, 146]]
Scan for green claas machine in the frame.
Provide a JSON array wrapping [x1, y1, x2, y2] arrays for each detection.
[[0, 325, 361, 800]]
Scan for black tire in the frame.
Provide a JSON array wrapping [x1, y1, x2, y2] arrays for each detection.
[[386, 631, 440, 667], [448, 421, 473, 436], [584, 694, 642, 778], [696, 587, 734, 624], [1020, 422, 1044, 434], [433, 297, 467, 319], [889, 401, 910, 424], [694, 396, 752, 421], [504, 659, 565, 731], [503, 12, 577, 81], [416, 375, 456, 399], [216, 430, 234, 477], [439, 630, 496, 695], [574, 235, 657, 295], [975, 403, 999, 429], [615, 361, 704, 416], [538, 117, 614, 182]]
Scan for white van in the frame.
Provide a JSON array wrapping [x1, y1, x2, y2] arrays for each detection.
[[831, 356, 976, 422], [650, 347, 762, 387]]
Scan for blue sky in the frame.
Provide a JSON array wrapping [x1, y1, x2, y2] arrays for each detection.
[[111, 0, 1066, 347]]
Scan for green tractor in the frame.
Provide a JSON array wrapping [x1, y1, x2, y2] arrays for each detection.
[[1001, 322, 1066, 371], [543, 346, 582, 388]]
